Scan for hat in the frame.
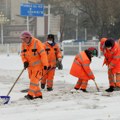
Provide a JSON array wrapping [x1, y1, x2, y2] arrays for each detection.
[[20, 31, 32, 38], [88, 47, 98, 57], [47, 34, 54, 39], [105, 39, 115, 48]]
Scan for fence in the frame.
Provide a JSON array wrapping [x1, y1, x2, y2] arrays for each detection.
[[0, 42, 102, 57], [62, 42, 101, 57], [0, 43, 21, 56]]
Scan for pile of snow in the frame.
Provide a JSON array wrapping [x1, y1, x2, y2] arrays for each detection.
[[0, 54, 120, 120]]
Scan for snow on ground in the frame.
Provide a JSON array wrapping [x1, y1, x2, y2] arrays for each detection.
[[0, 54, 120, 120]]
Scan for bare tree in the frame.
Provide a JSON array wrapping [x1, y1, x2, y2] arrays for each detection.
[[43, 0, 120, 39]]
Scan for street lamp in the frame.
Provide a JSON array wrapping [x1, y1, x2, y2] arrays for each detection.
[[0, 12, 9, 44]]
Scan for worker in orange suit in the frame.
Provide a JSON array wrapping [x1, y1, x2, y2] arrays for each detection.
[[100, 37, 107, 52], [20, 31, 48, 100], [70, 47, 98, 92], [41, 34, 62, 91], [100, 38, 120, 92]]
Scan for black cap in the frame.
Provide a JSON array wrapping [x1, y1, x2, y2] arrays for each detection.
[[48, 34, 54, 39], [105, 39, 115, 48]]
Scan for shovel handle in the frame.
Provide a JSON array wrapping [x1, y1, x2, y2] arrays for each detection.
[[93, 80, 100, 92], [7, 68, 25, 96], [39, 66, 55, 81]]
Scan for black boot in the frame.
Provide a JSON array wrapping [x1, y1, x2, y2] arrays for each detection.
[[41, 83, 45, 89], [47, 87, 53, 91], [105, 86, 114, 92], [80, 89, 88, 93], [34, 96, 43, 99], [74, 87, 79, 90], [24, 94, 34, 100]]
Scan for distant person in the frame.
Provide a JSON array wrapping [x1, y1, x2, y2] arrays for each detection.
[[70, 47, 98, 92], [100, 38, 120, 92], [20, 31, 48, 100], [41, 34, 62, 91]]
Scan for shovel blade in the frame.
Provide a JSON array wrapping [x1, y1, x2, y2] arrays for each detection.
[[0, 96, 10, 104]]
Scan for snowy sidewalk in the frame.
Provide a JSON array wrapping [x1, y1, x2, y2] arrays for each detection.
[[0, 55, 120, 120]]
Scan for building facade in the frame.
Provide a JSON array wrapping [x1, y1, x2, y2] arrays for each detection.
[[0, 0, 61, 43]]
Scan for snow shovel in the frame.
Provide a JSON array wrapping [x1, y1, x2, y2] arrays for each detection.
[[0, 68, 25, 105]]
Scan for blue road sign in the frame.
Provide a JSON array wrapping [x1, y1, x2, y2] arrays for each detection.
[[20, 3, 44, 17]]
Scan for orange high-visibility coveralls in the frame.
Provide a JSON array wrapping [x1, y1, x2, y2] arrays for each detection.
[[41, 42, 62, 89], [70, 51, 95, 90], [100, 38, 107, 51], [100, 38, 108, 66], [21, 37, 48, 97], [100, 39, 120, 87]]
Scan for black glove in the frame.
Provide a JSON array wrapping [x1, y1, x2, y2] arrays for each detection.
[[44, 66, 48, 70], [48, 66, 51, 70], [24, 61, 29, 69]]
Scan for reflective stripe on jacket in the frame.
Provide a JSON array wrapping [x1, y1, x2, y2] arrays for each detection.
[[70, 51, 95, 80], [21, 37, 48, 68], [107, 43, 120, 74], [102, 42, 120, 74], [100, 38, 107, 52], [43, 42, 62, 67]]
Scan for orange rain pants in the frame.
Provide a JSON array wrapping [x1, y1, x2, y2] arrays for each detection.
[[41, 68, 55, 88], [108, 69, 120, 87], [28, 66, 42, 97], [74, 78, 88, 90]]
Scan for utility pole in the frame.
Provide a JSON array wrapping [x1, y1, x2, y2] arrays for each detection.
[[85, 28, 87, 41], [76, 13, 78, 40], [27, 16, 29, 31], [48, 4, 51, 34], [26, 0, 29, 31]]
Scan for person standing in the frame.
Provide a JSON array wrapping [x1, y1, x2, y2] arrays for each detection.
[[41, 34, 62, 91], [20, 31, 48, 100], [100, 38, 120, 92], [70, 47, 98, 92]]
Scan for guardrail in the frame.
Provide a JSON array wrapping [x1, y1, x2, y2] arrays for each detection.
[[0, 42, 102, 57], [0, 43, 21, 56], [61, 42, 101, 57]]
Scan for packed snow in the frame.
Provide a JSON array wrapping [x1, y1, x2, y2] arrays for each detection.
[[0, 54, 120, 120]]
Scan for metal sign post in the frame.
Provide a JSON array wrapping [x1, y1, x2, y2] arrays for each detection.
[[27, 16, 29, 31], [20, 3, 51, 35], [20, 3, 44, 31], [20, 3, 44, 17], [47, 4, 51, 34]]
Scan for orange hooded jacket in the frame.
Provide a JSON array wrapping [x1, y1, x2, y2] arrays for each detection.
[[70, 51, 95, 80], [43, 42, 62, 67], [103, 42, 120, 74], [100, 38, 107, 51], [21, 37, 48, 69], [100, 38, 108, 66]]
